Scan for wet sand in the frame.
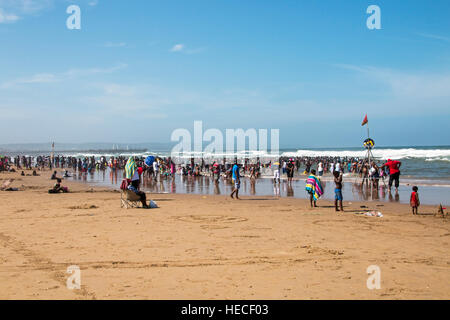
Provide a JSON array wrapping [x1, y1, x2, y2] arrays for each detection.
[[0, 170, 449, 299], [71, 168, 450, 206]]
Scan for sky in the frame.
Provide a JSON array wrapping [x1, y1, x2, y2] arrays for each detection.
[[0, 0, 449, 148]]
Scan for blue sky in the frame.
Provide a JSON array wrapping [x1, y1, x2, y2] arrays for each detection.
[[0, 0, 449, 147]]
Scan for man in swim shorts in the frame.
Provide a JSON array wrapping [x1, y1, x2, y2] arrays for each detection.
[[334, 171, 343, 212], [230, 162, 241, 200]]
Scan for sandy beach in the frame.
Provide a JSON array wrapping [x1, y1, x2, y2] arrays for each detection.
[[0, 170, 449, 300]]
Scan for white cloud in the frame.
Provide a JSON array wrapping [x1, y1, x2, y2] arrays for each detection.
[[0, 0, 52, 24], [1, 64, 127, 88], [0, 0, 53, 19], [334, 64, 450, 99], [170, 44, 184, 52], [104, 42, 127, 48], [186, 47, 206, 54], [169, 44, 206, 54], [88, 0, 99, 6], [0, 8, 19, 23], [64, 63, 127, 77], [417, 32, 450, 43], [1, 73, 58, 88]]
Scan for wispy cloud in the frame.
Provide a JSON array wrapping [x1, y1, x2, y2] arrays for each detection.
[[170, 43, 205, 54], [417, 32, 450, 42], [186, 47, 206, 55], [170, 44, 185, 52], [0, 0, 53, 23], [103, 42, 127, 48], [333, 63, 450, 100], [88, 0, 99, 6], [1, 73, 58, 87], [1, 63, 127, 88], [0, 8, 19, 23], [83, 82, 168, 119]]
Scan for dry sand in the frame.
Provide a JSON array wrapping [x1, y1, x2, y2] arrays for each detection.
[[0, 170, 449, 299]]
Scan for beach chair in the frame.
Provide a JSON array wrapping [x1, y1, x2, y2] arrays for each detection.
[[120, 190, 143, 208], [120, 179, 142, 209]]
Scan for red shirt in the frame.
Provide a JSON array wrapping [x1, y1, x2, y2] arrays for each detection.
[[385, 160, 401, 175], [410, 191, 419, 207]]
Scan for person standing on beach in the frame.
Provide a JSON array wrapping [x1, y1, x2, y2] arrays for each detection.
[[286, 160, 294, 183], [230, 162, 240, 199], [272, 160, 281, 184], [333, 171, 344, 212], [305, 169, 323, 208], [382, 159, 402, 192], [153, 159, 159, 182], [318, 162, 324, 177], [410, 186, 420, 215]]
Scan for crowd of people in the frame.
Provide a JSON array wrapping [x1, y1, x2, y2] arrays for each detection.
[[2, 152, 420, 214]]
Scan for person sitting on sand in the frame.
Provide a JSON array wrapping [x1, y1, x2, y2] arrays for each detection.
[[51, 171, 58, 180], [49, 178, 68, 194], [305, 169, 323, 208]]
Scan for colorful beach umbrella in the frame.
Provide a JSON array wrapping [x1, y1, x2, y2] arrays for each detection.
[[145, 156, 155, 167], [125, 156, 137, 179]]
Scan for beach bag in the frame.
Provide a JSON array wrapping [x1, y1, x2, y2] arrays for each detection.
[[149, 200, 158, 209]]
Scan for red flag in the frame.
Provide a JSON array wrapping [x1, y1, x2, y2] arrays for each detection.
[[361, 114, 368, 126]]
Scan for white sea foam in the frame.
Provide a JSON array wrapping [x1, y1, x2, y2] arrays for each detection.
[[57, 147, 450, 162], [281, 148, 450, 161]]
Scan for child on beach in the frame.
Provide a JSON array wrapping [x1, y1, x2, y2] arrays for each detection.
[[333, 171, 344, 212], [305, 169, 323, 208], [410, 186, 420, 215]]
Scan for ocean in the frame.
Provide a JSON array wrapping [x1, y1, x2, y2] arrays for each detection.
[[2, 145, 449, 182], [2, 145, 449, 205]]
